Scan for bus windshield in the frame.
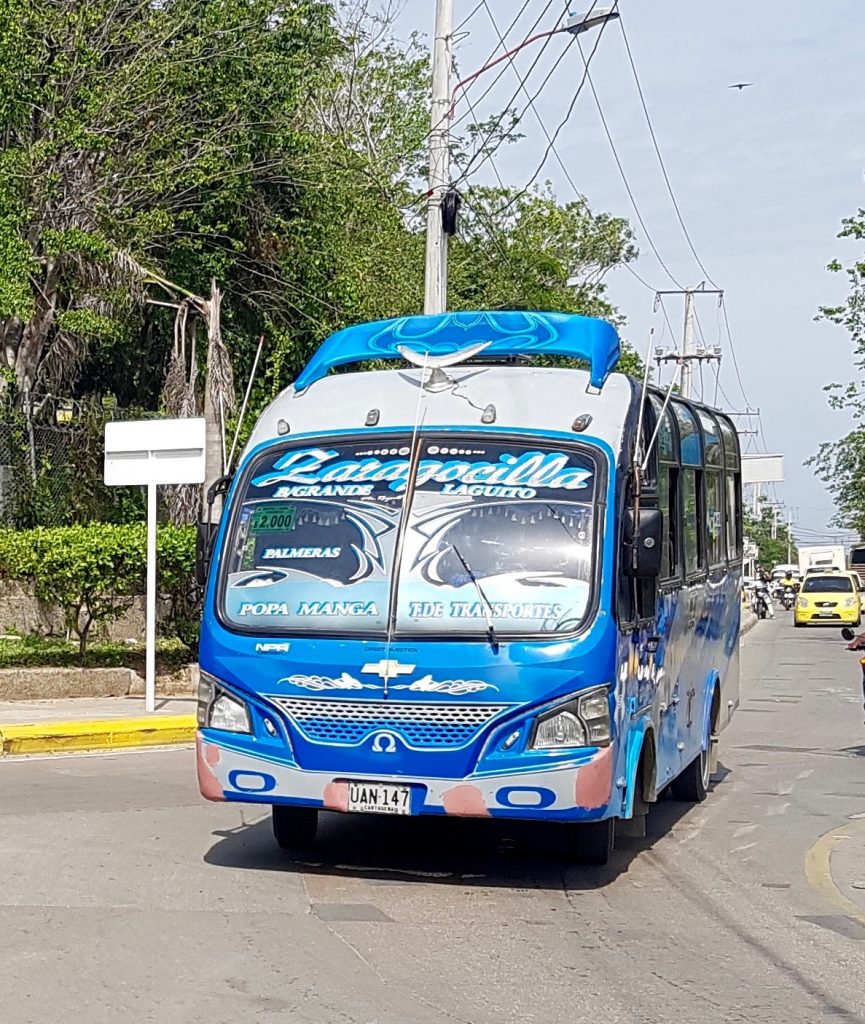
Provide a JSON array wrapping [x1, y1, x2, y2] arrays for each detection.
[[220, 436, 599, 636]]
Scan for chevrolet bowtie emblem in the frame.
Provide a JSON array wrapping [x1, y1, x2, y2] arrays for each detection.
[[361, 659, 416, 682]]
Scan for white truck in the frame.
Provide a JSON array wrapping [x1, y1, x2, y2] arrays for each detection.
[[798, 545, 845, 576]]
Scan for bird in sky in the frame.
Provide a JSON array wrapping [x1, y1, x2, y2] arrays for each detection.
[[729, 82, 753, 91]]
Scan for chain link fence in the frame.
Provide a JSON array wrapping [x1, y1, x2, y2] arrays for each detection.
[[0, 403, 157, 527]]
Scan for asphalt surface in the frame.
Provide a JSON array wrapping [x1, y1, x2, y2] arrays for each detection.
[[2, 618, 865, 1024]]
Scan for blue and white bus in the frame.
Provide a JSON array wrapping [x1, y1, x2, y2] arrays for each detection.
[[195, 310, 742, 864]]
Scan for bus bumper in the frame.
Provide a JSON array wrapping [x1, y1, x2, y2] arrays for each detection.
[[196, 732, 618, 821]]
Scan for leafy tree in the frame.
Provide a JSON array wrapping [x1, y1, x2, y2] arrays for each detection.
[[0, 0, 338, 400], [0, 0, 646, 477], [808, 208, 865, 536], [744, 506, 797, 570], [0, 524, 196, 657]]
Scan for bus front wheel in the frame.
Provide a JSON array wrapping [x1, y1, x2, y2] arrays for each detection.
[[569, 818, 615, 866], [272, 805, 318, 851]]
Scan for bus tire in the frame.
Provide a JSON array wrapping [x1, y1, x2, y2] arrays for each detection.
[[670, 745, 710, 803], [570, 818, 615, 866], [272, 805, 318, 851]]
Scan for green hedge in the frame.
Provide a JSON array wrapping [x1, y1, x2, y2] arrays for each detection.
[[0, 524, 198, 657], [0, 635, 190, 670]]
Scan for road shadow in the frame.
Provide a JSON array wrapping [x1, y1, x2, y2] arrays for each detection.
[[203, 787, 700, 891], [838, 743, 865, 758]]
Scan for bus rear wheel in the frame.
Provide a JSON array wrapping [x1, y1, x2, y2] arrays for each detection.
[[569, 818, 615, 866], [272, 805, 318, 851], [670, 745, 710, 803]]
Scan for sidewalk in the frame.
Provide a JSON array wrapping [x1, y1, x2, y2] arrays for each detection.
[[0, 696, 196, 756]]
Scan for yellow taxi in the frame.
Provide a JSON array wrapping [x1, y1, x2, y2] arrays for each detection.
[[794, 571, 862, 627]]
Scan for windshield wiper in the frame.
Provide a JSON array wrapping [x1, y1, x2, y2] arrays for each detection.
[[545, 503, 582, 544], [452, 544, 499, 653]]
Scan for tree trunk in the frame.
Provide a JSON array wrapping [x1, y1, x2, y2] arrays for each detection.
[[202, 279, 228, 521]]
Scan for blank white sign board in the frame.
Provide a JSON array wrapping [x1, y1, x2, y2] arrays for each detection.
[[741, 454, 784, 485], [104, 418, 206, 486], [104, 417, 207, 712]]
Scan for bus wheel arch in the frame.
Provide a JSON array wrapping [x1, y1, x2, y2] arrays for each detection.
[[708, 676, 722, 777], [671, 674, 719, 804], [625, 726, 657, 819]]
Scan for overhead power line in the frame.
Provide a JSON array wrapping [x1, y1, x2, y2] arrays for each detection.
[[453, 0, 585, 184], [454, 0, 486, 35], [479, 0, 669, 302], [491, 2, 615, 220], [577, 37, 684, 290], [617, 18, 720, 290], [614, 18, 765, 450], [452, 0, 551, 125]]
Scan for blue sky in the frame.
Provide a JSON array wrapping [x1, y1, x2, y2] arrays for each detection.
[[393, 0, 865, 542]]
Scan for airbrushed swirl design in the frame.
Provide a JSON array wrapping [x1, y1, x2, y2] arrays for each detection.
[[278, 673, 498, 696], [293, 310, 620, 392], [364, 311, 558, 357]]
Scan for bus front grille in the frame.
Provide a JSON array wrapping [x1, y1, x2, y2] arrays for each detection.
[[266, 697, 510, 749]]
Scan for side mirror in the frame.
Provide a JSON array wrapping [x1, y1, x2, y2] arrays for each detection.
[[195, 521, 218, 587], [623, 507, 663, 578], [841, 627, 856, 641], [196, 474, 233, 587]]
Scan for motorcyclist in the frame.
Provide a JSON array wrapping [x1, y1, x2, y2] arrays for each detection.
[[754, 570, 775, 619], [781, 569, 799, 593]]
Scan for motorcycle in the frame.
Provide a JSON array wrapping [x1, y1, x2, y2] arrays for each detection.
[[753, 582, 770, 620], [782, 585, 796, 611], [841, 627, 865, 712]]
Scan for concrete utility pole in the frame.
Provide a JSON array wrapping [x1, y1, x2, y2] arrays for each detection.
[[787, 509, 794, 563], [653, 284, 724, 401], [424, 0, 453, 315], [681, 289, 696, 399]]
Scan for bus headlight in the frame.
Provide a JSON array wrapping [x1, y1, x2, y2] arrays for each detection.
[[531, 686, 611, 750], [198, 671, 251, 733]]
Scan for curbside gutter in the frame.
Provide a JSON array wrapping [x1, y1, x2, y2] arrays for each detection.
[[0, 715, 196, 756], [740, 609, 758, 638]]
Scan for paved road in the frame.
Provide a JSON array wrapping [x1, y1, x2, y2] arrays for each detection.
[[2, 618, 865, 1024]]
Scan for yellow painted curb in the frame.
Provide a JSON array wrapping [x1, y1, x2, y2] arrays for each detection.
[[804, 818, 865, 928], [0, 715, 196, 756]]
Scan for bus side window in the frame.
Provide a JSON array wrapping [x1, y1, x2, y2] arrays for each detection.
[[657, 464, 681, 581], [682, 469, 701, 575], [717, 414, 742, 562], [705, 470, 725, 566], [726, 471, 742, 557]]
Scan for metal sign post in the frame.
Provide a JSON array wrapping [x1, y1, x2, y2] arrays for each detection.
[[104, 418, 206, 712]]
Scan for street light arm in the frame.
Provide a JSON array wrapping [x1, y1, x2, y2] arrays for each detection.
[[448, 27, 563, 119]]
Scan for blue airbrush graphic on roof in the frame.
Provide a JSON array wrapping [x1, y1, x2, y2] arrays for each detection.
[[293, 310, 621, 392]]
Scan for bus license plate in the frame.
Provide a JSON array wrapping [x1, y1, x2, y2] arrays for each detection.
[[347, 781, 411, 815]]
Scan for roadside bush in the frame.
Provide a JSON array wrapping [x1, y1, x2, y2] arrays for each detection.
[[0, 524, 198, 658], [0, 635, 190, 670]]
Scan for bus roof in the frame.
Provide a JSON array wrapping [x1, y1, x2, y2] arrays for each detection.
[[241, 310, 736, 466], [293, 310, 621, 393]]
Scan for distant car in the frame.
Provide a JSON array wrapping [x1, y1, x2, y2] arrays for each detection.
[[794, 572, 861, 627]]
